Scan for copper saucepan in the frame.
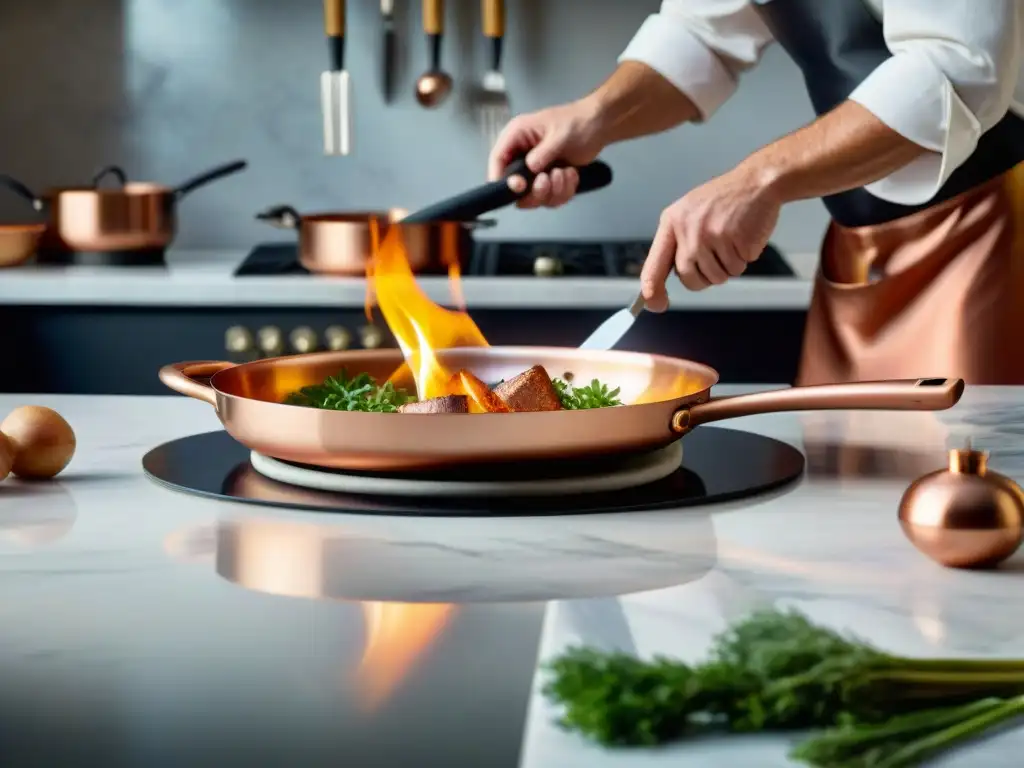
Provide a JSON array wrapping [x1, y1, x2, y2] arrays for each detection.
[[158, 347, 965, 471], [252, 156, 614, 276], [0, 159, 248, 255], [0, 223, 45, 268], [254, 205, 490, 276]]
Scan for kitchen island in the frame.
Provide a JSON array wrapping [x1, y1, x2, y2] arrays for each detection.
[[2, 387, 1022, 767]]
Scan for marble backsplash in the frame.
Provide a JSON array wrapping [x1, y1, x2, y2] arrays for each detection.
[[0, 0, 828, 253]]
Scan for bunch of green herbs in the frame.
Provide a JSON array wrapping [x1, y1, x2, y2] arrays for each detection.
[[283, 369, 415, 413], [544, 609, 1024, 767], [552, 378, 623, 410]]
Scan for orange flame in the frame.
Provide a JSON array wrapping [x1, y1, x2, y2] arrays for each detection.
[[364, 218, 469, 331], [364, 218, 379, 324], [356, 601, 455, 711], [372, 225, 489, 400]]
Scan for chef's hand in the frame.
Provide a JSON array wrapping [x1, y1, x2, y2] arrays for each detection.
[[640, 165, 781, 311], [487, 100, 606, 209]]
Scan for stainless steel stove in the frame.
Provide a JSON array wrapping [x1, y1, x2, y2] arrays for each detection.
[[234, 240, 795, 278]]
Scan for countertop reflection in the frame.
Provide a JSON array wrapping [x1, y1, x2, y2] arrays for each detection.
[[1, 388, 1022, 766]]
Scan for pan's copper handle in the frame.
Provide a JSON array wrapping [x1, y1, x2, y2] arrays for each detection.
[[159, 361, 236, 407], [671, 378, 965, 434]]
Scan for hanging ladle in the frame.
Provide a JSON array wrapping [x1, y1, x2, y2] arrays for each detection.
[[415, 0, 453, 108]]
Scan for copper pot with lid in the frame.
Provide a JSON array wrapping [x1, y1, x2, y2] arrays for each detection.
[[254, 205, 492, 276], [0, 159, 248, 262]]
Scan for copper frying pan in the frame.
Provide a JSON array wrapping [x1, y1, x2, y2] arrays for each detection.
[[159, 347, 965, 471]]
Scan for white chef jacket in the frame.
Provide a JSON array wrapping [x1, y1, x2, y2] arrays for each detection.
[[619, 0, 1024, 206]]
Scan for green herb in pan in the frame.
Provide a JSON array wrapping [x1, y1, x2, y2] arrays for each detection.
[[283, 370, 415, 413], [552, 378, 623, 410]]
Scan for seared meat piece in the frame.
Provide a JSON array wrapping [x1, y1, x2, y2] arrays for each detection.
[[451, 369, 510, 413], [492, 365, 563, 412], [398, 395, 470, 414]]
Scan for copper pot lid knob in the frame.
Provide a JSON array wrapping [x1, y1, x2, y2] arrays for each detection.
[[899, 439, 1024, 570]]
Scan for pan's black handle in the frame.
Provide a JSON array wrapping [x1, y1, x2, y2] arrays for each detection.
[[255, 204, 302, 230], [0, 173, 45, 212], [91, 165, 128, 188], [401, 157, 613, 224], [174, 160, 248, 201]]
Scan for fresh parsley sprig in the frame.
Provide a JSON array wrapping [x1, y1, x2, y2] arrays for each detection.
[[283, 370, 414, 413], [553, 378, 623, 410], [544, 609, 1024, 766]]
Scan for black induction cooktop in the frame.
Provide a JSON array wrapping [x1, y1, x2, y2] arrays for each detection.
[[143, 427, 806, 517], [234, 240, 795, 278]]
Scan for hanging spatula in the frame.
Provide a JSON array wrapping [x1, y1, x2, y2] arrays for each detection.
[[578, 293, 646, 351], [321, 0, 351, 155]]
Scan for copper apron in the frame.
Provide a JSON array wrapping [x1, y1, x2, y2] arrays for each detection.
[[797, 163, 1024, 386]]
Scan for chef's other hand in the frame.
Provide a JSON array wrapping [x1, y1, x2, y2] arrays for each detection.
[[640, 165, 781, 312], [487, 100, 606, 209]]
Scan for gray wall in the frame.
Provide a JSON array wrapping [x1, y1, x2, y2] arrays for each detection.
[[0, 0, 828, 253]]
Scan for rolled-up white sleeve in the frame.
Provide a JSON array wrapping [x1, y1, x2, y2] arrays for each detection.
[[618, 0, 774, 122], [849, 0, 1023, 205]]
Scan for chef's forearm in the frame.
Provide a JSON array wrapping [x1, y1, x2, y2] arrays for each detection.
[[742, 100, 929, 203], [580, 62, 701, 146]]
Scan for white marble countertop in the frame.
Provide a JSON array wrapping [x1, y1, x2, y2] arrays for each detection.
[[0, 249, 815, 310], [2, 386, 1022, 766]]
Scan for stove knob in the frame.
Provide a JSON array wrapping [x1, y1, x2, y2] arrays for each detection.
[[533, 255, 563, 277], [289, 326, 318, 354], [257, 326, 285, 357], [358, 324, 385, 349], [224, 325, 254, 354], [324, 325, 352, 351]]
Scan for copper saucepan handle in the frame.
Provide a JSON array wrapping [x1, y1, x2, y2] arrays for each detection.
[[174, 159, 248, 201], [91, 165, 128, 188], [671, 378, 965, 434], [0, 174, 44, 211], [159, 361, 237, 407], [254, 204, 302, 230]]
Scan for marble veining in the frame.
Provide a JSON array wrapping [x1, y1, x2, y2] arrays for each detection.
[[2, 389, 1024, 766]]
